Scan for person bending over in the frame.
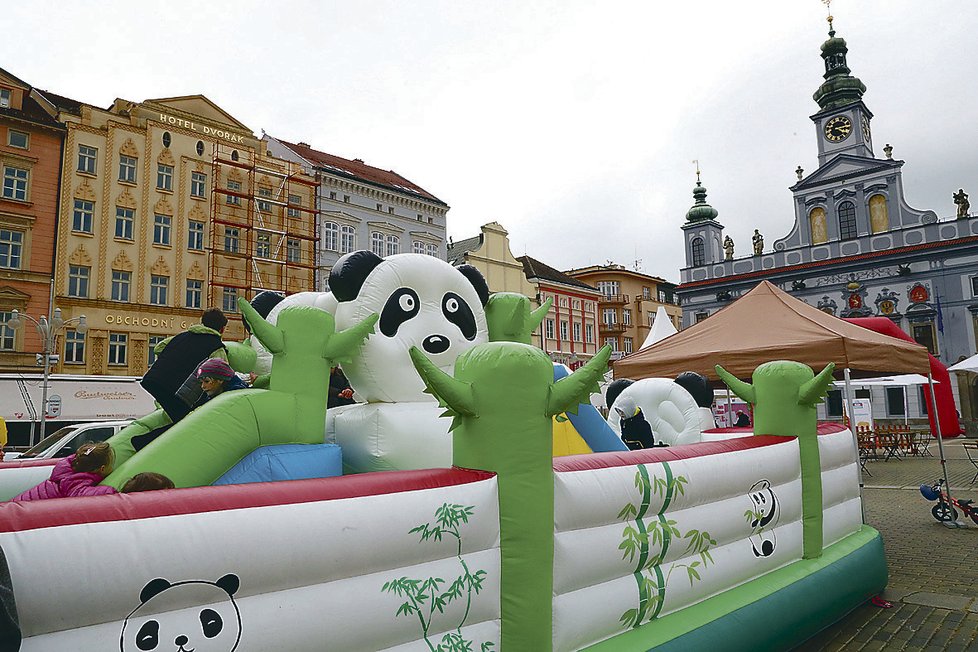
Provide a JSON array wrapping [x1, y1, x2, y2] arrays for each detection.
[[12, 442, 117, 501]]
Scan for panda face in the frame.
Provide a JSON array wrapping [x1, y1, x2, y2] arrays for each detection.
[[121, 576, 241, 652], [335, 254, 489, 403]]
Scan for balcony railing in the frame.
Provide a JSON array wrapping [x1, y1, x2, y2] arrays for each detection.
[[599, 321, 626, 334], [600, 294, 629, 305]]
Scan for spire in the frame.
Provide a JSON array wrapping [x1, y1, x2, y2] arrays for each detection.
[[685, 166, 718, 222], [812, 9, 866, 111]]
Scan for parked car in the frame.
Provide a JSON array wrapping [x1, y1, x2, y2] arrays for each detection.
[[3, 421, 132, 461]]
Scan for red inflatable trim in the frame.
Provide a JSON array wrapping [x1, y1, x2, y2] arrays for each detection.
[[0, 458, 59, 469], [0, 467, 496, 533], [701, 423, 847, 436], [553, 435, 794, 473]]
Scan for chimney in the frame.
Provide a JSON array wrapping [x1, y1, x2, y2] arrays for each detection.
[[297, 142, 310, 147]]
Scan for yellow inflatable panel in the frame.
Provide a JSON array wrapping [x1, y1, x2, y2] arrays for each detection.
[[552, 414, 592, 457]]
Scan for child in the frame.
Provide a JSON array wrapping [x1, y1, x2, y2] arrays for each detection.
[[121, 472, 175, 493], [194, 358, 249, 407], [12, 442, 117, 501]]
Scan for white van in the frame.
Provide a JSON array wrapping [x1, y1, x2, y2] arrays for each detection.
[[4, 420, 132, 460]]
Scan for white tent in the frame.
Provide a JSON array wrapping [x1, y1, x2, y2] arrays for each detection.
[[949, 353, 978, 374], [640, 306, 678, 350]]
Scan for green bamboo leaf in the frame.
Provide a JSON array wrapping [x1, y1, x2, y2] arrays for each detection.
[[618, 503, 638, 520], [688, 566, 700, 584], [620, 608, 639, 628], [481, 643, 495, 652]]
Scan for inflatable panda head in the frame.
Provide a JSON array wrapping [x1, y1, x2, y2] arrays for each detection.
[[330, 251, 490, 403], [121, 574, 241, 652]]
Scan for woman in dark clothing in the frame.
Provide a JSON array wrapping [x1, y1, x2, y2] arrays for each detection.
[[328, 367, 355, 408]]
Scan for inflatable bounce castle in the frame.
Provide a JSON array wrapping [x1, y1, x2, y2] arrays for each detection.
[[0, 252, 885, 651]]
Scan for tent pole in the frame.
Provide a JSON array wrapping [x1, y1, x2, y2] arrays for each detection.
[[844, 368, 865, 523], [927, 372, 954, 521], [726, 389, 732, 428]]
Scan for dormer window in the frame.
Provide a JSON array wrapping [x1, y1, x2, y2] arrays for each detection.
[[0, 88, 11, 108]]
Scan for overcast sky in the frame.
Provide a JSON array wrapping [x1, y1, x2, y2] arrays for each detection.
[[5, 1, 977, 282]]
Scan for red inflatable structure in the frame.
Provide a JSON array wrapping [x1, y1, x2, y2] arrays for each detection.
[[844, 317, 962, 437]]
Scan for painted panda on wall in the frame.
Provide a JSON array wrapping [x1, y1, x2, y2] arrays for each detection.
[[120, 574, 241, 652], [330, 250, 490, 403]]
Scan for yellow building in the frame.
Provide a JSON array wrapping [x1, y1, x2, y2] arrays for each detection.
[[46, 93, 317, 375], [566, 265, 682, 357]]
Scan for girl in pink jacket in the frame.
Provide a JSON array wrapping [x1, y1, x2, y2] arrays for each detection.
[[12, 442, 117, 501]]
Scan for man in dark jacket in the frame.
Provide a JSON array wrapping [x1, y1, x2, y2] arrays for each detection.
[[141, 308, 228, 421]]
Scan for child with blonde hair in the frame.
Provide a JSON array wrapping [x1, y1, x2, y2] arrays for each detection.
[[12, 442, 117, 501]]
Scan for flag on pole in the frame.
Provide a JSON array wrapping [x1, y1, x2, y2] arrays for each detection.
[[936, 291, 945, 333]]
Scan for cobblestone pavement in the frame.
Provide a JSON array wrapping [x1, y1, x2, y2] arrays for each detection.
[[794, 438, 978, 651]]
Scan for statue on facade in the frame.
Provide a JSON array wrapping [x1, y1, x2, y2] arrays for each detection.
[[723, 235, 735, 260], [752, 229, 764, 256], [953, 188, 970, 219]]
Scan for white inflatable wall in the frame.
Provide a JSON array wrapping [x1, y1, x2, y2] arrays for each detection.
[[607, 378, 713, 446]]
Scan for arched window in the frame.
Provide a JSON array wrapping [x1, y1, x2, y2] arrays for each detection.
[[323, 222, 338, 251], [370, 231, 385, 256], [385, 234, 399, 256], [869, 194, 889, 233], [809, 207, 827, 244], [413, 240, 425, 254], [690, 237, 705, 266], [838, 201, 857, 240]]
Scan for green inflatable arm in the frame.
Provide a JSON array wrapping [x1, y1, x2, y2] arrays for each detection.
[[485, 293, 553, 344]]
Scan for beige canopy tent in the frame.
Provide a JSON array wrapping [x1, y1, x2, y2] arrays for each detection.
[[614, 280, 930, 381]]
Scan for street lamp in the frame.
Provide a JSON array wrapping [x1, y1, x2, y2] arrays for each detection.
[[7, 307, 87, 445]]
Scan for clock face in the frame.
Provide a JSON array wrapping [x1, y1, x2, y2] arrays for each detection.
[[824, 115, 852, 142], [861, 115, 871, 141]]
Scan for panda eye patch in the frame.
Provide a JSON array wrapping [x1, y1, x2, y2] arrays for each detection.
[[136, 620, 159, 650], [200, 608, 224, 638], [442, 292, 477, 340], [380, 287, 421, 337]]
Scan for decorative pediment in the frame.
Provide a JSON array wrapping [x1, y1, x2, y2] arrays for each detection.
[[228, 168, 244, 183], [73, 179, 98, 202], [111, 250, 134, 271], [145, 95, 252, 132], [258, 175, 273, 186], [188, 204, 207, 221], [154, 196, 174, 215], [119, 138, 139, 158], [116, 187, 137, 209], [68, 244, 92, 266], [157, 148, 176, 167], [150, 256, 170, 276], [186, 261, 205, 280], [792, 155, 900, 192], [0, 284, 31, 307], [194, 161, 208, 173]]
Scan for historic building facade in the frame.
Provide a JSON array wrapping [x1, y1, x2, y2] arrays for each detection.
[[46, 93, 316, 376], [677, 20, 978, 428], [566, 265, 681, 359], [264, 136, 448, 290], [0, 69, 65, 372]]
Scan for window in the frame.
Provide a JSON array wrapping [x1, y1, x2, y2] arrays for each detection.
[[417, 213, 423, 222], [185, 279, 202, 308], [585, 323, 594, 343], [648, 311, 655, 327], [64, 329, 85, 363], [226, 180, 241, 205], [148, 335, 165, 367], [413, 240, 425, 254], [912, 323, 937, 356], [838, 201, 857, 240], [602, 308, 616, 325], [287, 194, 301, 218], [0, 229, 23, 269], [196, 140, 205, 156], [323, 222, 338, 251], [370, 231, 385, 256], [222, 287, 238, 313], [224, 227, 239, 253], [231, 150, 239, 162], [108, 333, 127, 366], [188, 221, 204, 250], [162, 132, 171, 148], [0, 88, 10, 108], [2, 166, 28, 201], [573, 322, 581, 342], [68, 265, 89, 298], [559, 321, 568, 341], [340, 225, 355, 253], [118, 155, 137, 183], [111, 270, 131, 302], [287, 238, 301, 263], [343, 195, 350, 203], [8, 130, 28, 149], [643, 286, 651, 299], [72, 199, 94, 233], [971, 275, 978, 298], [825, 389, 844, 417], [919, 387, 929, 416], [596, 281, 619, 298], [150, 275, 169, 305], [385, 234, 399, 256], [388, 206, 395, 215], [191, 171, 207, 198], [691, 237, 705, 266], [624, 337, 633, 354], [376, 203, 383, 211], [694, 311, 709, 323], [329, 191, 337, 200], [256, 232, 271, 258], [545, 319, 555, 339], [153, 214, 171, 246], [426, 243, 438, 257], [659, 289, 668, 303], [885, 387, 906, 416], [604, 337, 618, 351], [257, 187, 272, 213], [77, 145, 97, 174], [156, 163, 173, 191], [0, 310, 15, 350], [115, 207, 134, 240], [622, 309, 632, 326]]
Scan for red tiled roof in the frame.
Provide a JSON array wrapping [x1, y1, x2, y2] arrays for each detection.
[[679, 234, 978, 290], [519, 256, 600, 292], [274, 137, 446, 206]]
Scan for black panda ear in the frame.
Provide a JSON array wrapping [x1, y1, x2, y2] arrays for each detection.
[[216, 573, 240, 596], [243, 290, 286, 333], [330, 251, 384, 302], [605, 379, 634, 410], [674, 371, 713, 408], [140, 578, 171, 603], [455, 264, 489, 306]]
